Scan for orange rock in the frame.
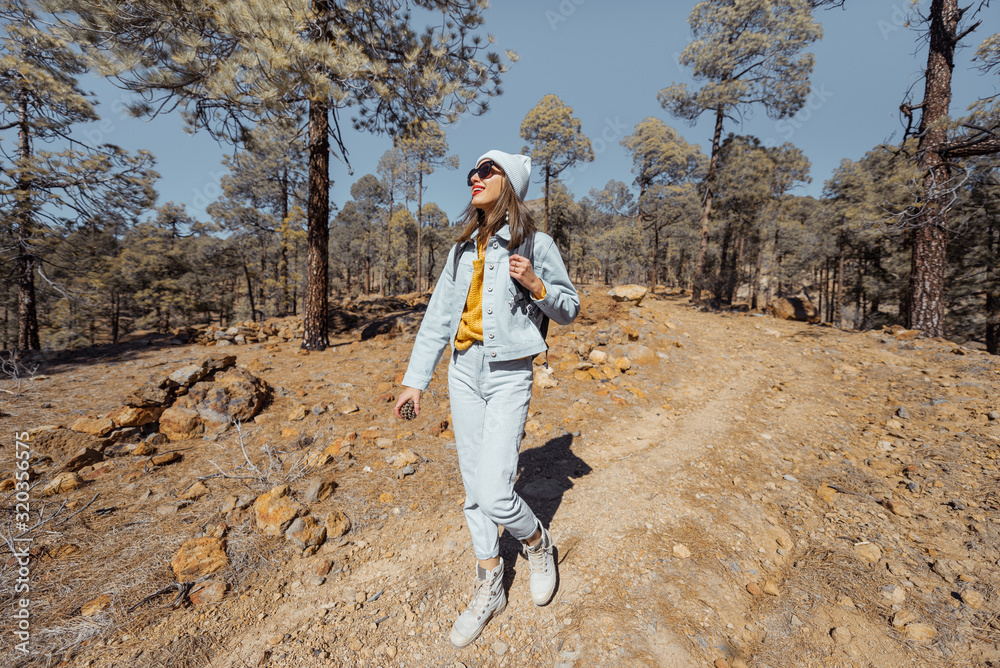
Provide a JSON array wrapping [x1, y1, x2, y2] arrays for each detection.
[[171, 537, 228, 582], [41, 471, 84, 496], [151, 452, 181, 466], [286, 515, 326, 549], [70, 416, 114, 437], [253, 485, 306, 536], [79, 462, 115, 481], [326, 510, 352, 538], [108, 405, 165, 428], [816, 485, 838, 503], [313, 557, 336, 576], [159, 406, 204, 441], [189, 579, 227, 605]]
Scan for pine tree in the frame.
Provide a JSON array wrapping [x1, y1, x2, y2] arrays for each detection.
[[333, 174, 388, 295], [520, 94, 594, 235], [659, 0, 821, 303], [396, 121, 457, 291], [820, 145, 919, 328], [621, 117, 706, 292], [944, 157, 999, 352], [814, 0, 997, 339], [419, 202, 450, 288], [0, 0, 157, 350], [207, 119, 308, 318], [376, 147, 415, 294], [117, 204, 200, 332], [65, 0, 512, 349], [587, 180, 640, 285]]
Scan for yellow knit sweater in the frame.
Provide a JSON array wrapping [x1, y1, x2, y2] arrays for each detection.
[[455, 241, 545, 350]]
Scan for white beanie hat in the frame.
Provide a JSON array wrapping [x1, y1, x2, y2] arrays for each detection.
[[477, 150, 532, 201]]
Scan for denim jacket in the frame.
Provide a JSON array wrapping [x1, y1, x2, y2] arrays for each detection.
[[401, 225, 580, 390]]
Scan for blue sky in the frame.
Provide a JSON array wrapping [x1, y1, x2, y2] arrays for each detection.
[[80, 1, 998, 224]]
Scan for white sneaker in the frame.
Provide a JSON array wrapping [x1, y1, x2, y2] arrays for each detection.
[[449, 558, 506, 648], [524, 524, 556, 606]]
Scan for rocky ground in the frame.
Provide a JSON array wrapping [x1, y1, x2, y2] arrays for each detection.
[[1, 286, 999, 668]]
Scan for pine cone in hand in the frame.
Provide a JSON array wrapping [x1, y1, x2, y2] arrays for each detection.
[[399, 400, 416, 420]]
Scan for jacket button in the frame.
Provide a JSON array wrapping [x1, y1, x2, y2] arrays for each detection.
[[488, 333, 495, 339], [492, 242, 498, 249], [491, 352, 497, 358], [486, 308, 492, 315], [488, 264, 494, 270], [487, 286, 493, 292]]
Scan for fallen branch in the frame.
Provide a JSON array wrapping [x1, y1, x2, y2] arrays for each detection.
[[53, 493, 100, 528]]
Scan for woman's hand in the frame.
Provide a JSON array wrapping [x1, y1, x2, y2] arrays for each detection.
[[509, 254, 544, 299], [394, 387, 421, 419]]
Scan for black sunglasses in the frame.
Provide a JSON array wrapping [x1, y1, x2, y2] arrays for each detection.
[[466, 159, 496, 186]]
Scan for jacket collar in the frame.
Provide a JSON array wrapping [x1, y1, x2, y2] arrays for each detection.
[[470, 223, 511, 242]]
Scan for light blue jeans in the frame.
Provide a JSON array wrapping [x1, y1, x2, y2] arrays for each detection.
[[448, 341, 540, 560]]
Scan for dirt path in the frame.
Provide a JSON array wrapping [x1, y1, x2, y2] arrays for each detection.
[[3, 289, 999, 667]]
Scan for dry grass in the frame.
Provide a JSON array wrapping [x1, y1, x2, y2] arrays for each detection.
[[0, 422, 308, 667]]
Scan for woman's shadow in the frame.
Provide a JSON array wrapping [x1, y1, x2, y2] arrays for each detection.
[[499, 432, 593, 594]]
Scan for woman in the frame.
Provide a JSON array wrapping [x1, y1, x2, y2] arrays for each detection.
[[394, 150, 580, 648]]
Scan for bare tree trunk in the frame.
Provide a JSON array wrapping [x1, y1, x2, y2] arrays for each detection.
[[751, 243, 764, 311], [987, 215, 999, 354], [663, 237, 671, 288], [416, 171, 423, 292], [817, 264, 825, 324], [677, 248, 687, 290], [636, 178, 657, 293], [111, 291, 120, 344], [692, 107, 724, 303], [303, 98, 330, 350], [727, 230, 744, 304], [834, 243, 845, 328], [243, 262, 257, 322], [768, 223, 782, 305], [16, 86, 40, 351], [987, 291, 999, 356], [543, 167, 551, 235], [908, 0, 959, 337], [279, 168, 290, 316], [651, 219, 660, 294], [716, 220, 737, 304]]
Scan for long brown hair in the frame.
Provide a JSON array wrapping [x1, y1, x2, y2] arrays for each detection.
[[455, 168, 537, 250]]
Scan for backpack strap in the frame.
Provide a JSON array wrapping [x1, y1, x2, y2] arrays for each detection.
[[451, 239, 470, 283], [515, 232, 550, 367]]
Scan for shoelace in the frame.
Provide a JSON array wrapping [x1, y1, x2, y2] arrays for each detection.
[[525, 543, 551, 575], [469, 575, 497, 621]]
